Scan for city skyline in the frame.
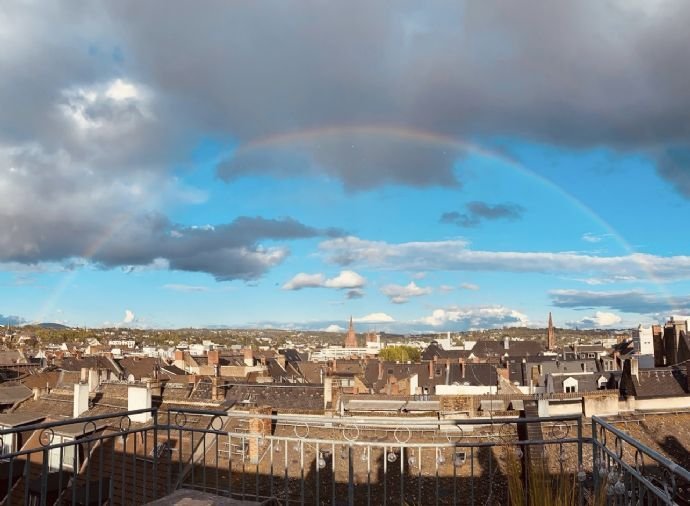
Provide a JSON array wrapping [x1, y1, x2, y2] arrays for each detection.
[[2, 2, 690, 331]]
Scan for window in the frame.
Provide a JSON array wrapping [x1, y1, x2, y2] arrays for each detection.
[[0, 431, 15, 457], [48, 436, 78, 471], [565, 386, 576, 393]]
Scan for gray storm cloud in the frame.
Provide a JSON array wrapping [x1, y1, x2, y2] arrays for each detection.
[[2, 0, 690, 276]]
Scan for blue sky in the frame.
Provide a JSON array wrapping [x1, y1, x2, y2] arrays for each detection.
[[1, 1, 690, 331]]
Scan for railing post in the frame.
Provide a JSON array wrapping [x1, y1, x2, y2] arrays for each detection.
[[577, 416, 583, 506], [152, 408, 159, 500], [348, 445, 354, 506], [591, 417, 599, 496]]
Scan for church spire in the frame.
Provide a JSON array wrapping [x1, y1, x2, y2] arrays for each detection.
[[344, 315, 358, 348], [547, 312, 555, 351]]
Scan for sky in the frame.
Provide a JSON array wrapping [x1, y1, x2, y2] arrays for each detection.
[[1, 1, 690, 332]]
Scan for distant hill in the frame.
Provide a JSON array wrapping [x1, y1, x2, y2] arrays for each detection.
[[37, 322, 70, 330]]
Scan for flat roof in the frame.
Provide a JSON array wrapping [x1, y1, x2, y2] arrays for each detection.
[[0, 412, 45, 428], [345, 400, 440, 412]]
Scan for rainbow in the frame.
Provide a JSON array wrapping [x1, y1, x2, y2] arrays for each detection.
[[38, 123, 676, 321]]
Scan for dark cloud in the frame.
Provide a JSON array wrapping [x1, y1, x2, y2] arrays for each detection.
[[657, 148, 690, 197], [99, 0, 690, 195], [346, 289, 364, 299], [550, 289, 690, 315], [92, 217, 337, 281], [440, 202, 524, 227], [3, 1, 688, 192], [2, 0, 690, 280]]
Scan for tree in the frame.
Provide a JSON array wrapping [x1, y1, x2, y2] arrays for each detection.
[[379, 345, 420, 363]]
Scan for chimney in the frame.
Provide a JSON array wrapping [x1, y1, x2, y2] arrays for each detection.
[[459, 358, 465, 379], [243, 348, 254, 367], [378, 361, 384, 380], [174, 350, 184, 361], [80, 367, 88, 383], [630, 357, 639, 382], [73, 383, 89, 418], [428, 360, 434, 380], [88, 368, 100, 392], [207, 350, 219, 366], [324, 376, 333, 408], [127, 385, 152, 423], [211, 376, 221, 401], [504, 337, 510, 350]]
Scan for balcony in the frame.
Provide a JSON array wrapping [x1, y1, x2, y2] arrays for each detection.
[[1, 407, 689, 505]]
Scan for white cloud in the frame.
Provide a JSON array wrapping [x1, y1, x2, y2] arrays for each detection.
[[320, 236, 690, 282], [106, 79, 140, 101], [582, 232, 609, 243], [282, 273, 326, 290], [418, 306, 529, 328], [354, 312, 395, 323], [439, 284, 455, 293], [323, 270, 366, 289], [380, 281, 432, 304], [460, 283, 480, 291], [323, 324, 345, 332], [570, 311, 622, 328], [163, 284, 209, 292], [123, 309, 135, 324], [283, 270, 366, 290]]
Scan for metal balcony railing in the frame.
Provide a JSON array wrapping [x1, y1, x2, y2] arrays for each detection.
[[0, 407, 688, 505]]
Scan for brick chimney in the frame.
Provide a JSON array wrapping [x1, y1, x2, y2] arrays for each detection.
[[208, 350, 219, 366], [428, 360, 434, 380], [378, 361, 384, 380], [174, 350, 184, 361], [243, 348, 254, 367], [211, 376, 221, 401]]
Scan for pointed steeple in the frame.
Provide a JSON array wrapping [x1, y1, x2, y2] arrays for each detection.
[[344, 315, 358, 348], [547, 312, 555, 351]]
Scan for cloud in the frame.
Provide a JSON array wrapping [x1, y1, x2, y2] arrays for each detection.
[[417, 306, 529, 329], [163, 284, 209, 292], [323, 324, 345, 332], [3, 2, 690, 197], [568, 311, 622, 328], [282, 273, 326, 290], [441, 202, 524, 228], [346, 289, 365, 299], [283, 270, 366, 290], [320, 236, 690, 282], [123, 310, 135, 324], [550, 289, 690, 315], [582, 232, 611, 243], [380, 281, 432, 304], [439, 284, 455, 293], [354, 312, 395, 323], [460, 283, 480, 291]]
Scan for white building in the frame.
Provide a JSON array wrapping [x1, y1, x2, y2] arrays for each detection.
[[631, 325, 655, 368]]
